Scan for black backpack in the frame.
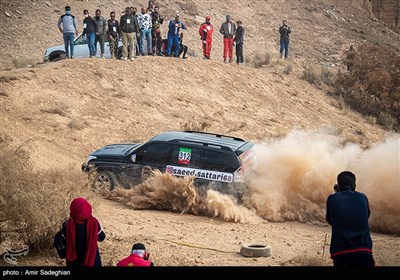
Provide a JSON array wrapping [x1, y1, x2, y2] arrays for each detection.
[[54, 220, 68, 259], [54, 230, 66, 258]]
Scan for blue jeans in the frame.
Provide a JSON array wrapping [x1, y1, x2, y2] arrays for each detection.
[[166, 35, 180, 57], [63, 32, 74, 58], [140, 29, 152, 54], [280, 41, 289, 59], [86, 32, 95, 57]]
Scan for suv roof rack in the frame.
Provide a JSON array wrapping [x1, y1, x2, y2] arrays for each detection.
[[184, 130, 245, 142], [174, 139, 231, 151]]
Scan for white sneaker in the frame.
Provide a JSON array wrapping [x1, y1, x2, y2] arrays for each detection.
[[101, 54, 105, 59], [130, 57, 135, 61], [121, 57, 127, 61]]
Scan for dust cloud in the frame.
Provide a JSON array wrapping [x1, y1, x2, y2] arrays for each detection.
[[109, 170, 261, 224], [245, 130, 400, 234], [108, 130, 399, 233]]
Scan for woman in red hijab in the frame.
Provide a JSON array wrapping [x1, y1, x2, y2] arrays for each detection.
[[60, 198, 106, 266]]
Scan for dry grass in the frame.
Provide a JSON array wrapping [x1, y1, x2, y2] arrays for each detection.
[[253, 52, 271, 68], [302, 65, 321, 85], [68, 118, 89, 130], [12, 58, 36, 69], [0, 75, 19, 83], [180, 119, 211, 131], [41, 102, 69, 117], [0, 135, 91, 252], [335, 42, 400, 130], [283, 63, 293, 75]]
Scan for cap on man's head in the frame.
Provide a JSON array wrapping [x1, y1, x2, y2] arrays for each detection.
[[132, 243, 146, 251], [206, 15, 211, 20], [226, 15, 231, 20], [65, 6, 71, 11]]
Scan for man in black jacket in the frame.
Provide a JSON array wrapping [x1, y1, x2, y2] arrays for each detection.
[[82, 9, 96, 58], [234, 20, 244, 65], [326, 171, 375, 267], [119, 7, 140, 60], [279, 20, 291, 59]]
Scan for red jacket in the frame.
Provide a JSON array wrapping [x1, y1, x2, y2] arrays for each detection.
[[117, 254, 153, 267], [199, 22, 213, 40]]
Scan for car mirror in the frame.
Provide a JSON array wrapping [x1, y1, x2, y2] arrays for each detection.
[[131, 154, 136, 163]]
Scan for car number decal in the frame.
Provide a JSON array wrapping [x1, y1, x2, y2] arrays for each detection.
[[178, 148, 191, 165]]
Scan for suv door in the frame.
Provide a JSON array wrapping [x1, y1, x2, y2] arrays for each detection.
[[123, 142, 172, 186]]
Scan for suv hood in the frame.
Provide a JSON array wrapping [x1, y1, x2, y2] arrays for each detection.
[[90, 143, 140, 158]]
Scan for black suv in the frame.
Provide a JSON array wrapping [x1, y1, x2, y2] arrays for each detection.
[[82, 131, 257, 197]]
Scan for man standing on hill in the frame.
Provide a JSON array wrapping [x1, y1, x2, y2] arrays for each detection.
[[166, 14, 187, 58], [94, 9, 107, 59], [57, 6, 78, 59], [279, 19, 291, 59], [119, 7, 140, 61], [199, 16, 213, 60], [137, 7, 153, 55], [151, 6, 164, 56], [107, 12, 120, 59], [234, 20, 244, 65], [219, 15, 236, 63], [82, 10, 96, 58], [326, 171, 375, 267]]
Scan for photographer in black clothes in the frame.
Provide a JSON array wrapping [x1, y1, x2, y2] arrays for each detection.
[[326, 171, 375, 267]]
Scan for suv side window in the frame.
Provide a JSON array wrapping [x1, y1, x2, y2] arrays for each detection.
[[170, 145, 200, 167], [201, 149, 228, 171], [140, 143, 171, 165]]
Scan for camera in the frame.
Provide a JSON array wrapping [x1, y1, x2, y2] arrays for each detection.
[[333, 184, 339, 193]]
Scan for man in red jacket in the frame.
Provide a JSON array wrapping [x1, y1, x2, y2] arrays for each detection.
[[199, 15, 213, 60], [117, 243, 155, 267]]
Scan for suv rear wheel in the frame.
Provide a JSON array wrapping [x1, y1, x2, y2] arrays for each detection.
[[92, 171, 116, 191]]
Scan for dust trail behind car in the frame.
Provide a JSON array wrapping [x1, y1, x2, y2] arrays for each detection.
[[246, 130, 400, 234], [108, 170, 262, 224], [108, 130, 399, 234]]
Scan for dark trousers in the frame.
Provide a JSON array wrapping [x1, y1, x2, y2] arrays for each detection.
[[95, 33, 105, 55], [333, 252, 375, 267], [235, 42, 243, 63], [178, 45, 188, 58]]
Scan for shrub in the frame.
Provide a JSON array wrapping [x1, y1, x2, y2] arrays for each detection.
[[0, 135, 91, 252], [302, 65, 320, 85], [180, 119, 211, 131], [335, 42, 400, 130], [253, 52, 271, 68], [283, 63, 293, 75], [177, 0, 198, 16]]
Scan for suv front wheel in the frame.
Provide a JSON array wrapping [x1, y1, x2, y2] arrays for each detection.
[[92, 170, 116, 191]]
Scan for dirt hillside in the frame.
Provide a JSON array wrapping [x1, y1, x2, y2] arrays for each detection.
[[0, 0, 399, 267]]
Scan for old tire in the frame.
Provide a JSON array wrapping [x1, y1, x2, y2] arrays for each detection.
[[240, 243, 271, 258], [92, 171, 116, 191]]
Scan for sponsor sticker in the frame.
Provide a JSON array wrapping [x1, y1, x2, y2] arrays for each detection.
[[166, 165, 233, 183], [178, 148, 191, 165]]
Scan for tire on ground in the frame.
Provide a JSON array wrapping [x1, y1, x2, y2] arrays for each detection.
[[240, 243, 271, 257], [92, 170, 116, 191]]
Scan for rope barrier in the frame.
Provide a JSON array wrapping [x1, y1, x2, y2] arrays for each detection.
[[159, 238, 235, 253]]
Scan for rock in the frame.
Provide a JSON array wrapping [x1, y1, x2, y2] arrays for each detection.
[[5, 11, 11, 17], [15, 10, 22, 15], [44, 1, 52, 7]]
